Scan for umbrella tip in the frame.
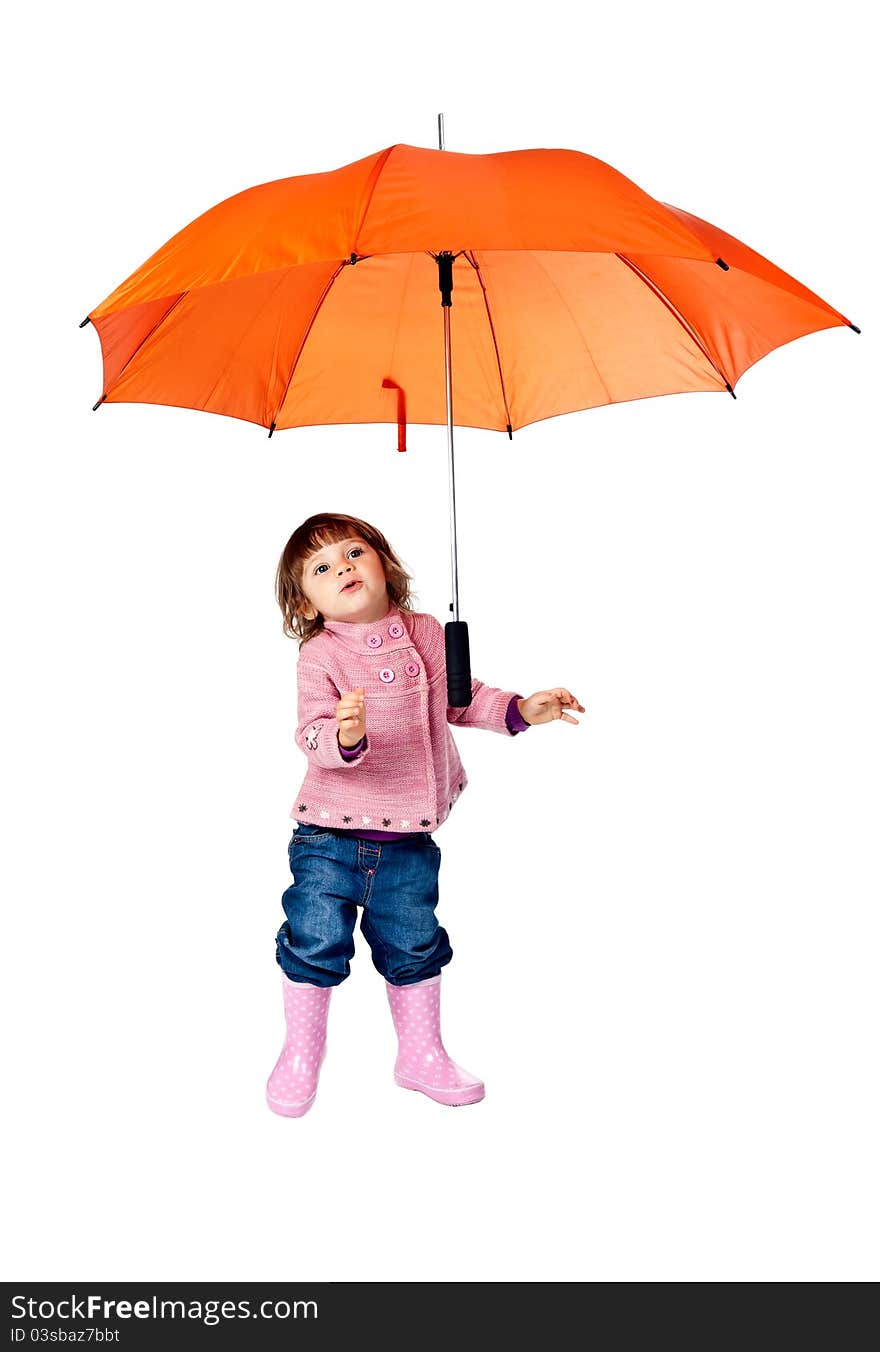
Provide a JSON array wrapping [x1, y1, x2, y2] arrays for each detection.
[[849, 322, 861, 334], [92, 394, 106, 412], [268, 422, 276, 439], [79, 316, 91, 328], [725, 382, 737, 400], [507, 423, 513, 439], [716, 257, 730, 271]]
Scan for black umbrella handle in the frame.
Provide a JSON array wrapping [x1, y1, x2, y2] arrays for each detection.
[[445, 620, 473, 708]]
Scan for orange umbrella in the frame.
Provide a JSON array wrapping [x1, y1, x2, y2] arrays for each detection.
[[82, 128, 858, 702]]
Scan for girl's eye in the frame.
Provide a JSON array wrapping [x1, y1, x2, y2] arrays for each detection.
[[314, 547, 364, 575]]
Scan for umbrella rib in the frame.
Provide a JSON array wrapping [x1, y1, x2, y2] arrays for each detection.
[[102, 293, 188, 400], [615, 254, 736, 396], [462, 250, 514, 436], [269, 260, 348, 434]]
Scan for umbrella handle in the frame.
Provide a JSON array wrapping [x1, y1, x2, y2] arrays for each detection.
[[445, 620, 472, 707]]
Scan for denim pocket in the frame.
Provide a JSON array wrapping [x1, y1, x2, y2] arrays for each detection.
[[292, 824, 332, 845]]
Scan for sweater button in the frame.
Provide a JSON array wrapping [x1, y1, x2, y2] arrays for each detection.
[[367, 634, 383, 648], [388, 622, 404, 638], [379, 668, 395, 682], [405, 662, 420, 677]]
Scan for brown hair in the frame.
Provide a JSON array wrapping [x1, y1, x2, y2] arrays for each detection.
[[276, 512, 417, 648]]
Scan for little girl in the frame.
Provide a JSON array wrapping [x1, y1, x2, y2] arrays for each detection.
[[266, 512, 584, 1116]]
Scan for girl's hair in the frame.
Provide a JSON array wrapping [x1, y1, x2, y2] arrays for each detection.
[[276, 513, 417, 647]]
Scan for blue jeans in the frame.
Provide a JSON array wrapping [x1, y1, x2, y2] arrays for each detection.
[[275, 823, 453, 988]]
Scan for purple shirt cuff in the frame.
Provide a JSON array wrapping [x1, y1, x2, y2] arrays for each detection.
[[505, 694, 529, 734], [339, 733, 367, 760]]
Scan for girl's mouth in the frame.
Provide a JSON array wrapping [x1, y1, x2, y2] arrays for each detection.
[[342, 580, 362, 593]]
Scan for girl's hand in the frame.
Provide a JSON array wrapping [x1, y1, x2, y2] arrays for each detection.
[[337, 687, 367, 747], [517, 688, 585, 727]]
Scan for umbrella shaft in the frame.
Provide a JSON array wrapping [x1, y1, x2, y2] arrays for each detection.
[[443, 304, 460, 622]]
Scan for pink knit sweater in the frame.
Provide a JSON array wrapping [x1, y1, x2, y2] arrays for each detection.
[[290, 601, 524, 835]]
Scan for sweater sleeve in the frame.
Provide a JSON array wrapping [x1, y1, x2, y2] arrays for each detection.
[[430, 612, 524, 736], [448, 677, 526, 736], [295, 659, 371, 770]]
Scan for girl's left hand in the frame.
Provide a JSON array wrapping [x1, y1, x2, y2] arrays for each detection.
[[517, 688, 585, 727]]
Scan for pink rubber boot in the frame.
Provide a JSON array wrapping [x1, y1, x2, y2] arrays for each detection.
[[385, 974, 485, 1107], [266, 975, 332, 1117]]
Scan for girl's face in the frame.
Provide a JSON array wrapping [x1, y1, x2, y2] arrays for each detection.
[[298, 536, 390, 623]]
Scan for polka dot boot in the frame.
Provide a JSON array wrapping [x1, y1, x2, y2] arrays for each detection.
[[385, 974, 484, 1107], [266, 975, 332, 1118]]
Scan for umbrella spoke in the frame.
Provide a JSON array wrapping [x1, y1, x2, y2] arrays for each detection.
[[270, 258, 349, 435], [615, 253, 736, 397], [463, 250, 514, 437]]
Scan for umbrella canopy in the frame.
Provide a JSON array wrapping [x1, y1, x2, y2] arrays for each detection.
[[85, 144, 855, 435]]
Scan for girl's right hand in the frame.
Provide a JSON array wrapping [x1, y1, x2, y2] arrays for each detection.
[[337, 687, 367, 748]]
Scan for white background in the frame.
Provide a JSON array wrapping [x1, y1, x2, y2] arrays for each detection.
[[3, 0, 876, 1283]]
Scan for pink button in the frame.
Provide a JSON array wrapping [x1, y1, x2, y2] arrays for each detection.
[[379, 668, 395, 682], [405, 662, 420, 677], [367, 634, 383, 648], [388, 622, 404, 638]]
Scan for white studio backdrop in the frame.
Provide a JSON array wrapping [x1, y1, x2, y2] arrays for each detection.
[[2, 0, 877, 1283]]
